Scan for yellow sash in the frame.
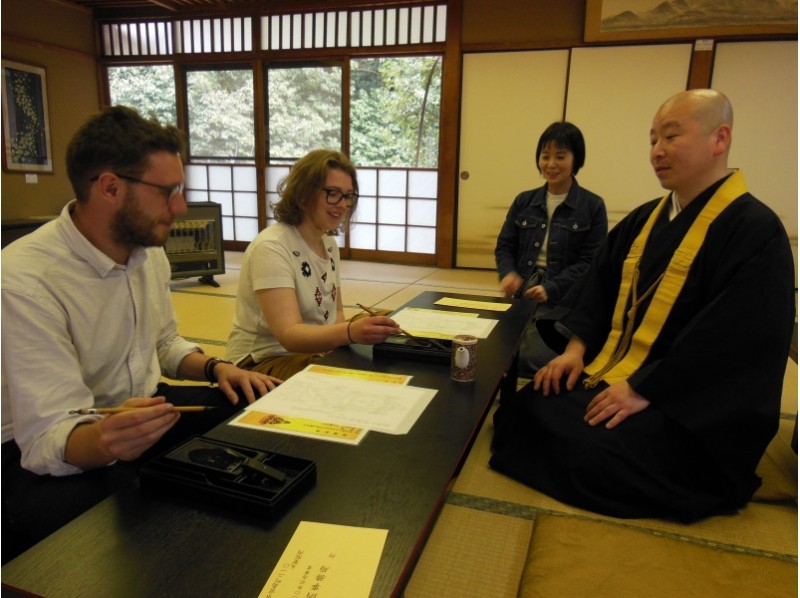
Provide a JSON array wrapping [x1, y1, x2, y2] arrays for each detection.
[[583, 171, 748, 388]]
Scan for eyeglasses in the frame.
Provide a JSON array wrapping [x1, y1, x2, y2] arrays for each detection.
[[116, 173, 185, 202], [91, 173, 185, 202], [322, 187, 358, 207]]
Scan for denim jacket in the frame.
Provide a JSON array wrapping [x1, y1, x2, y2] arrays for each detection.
[[494, 179, 608, 305]]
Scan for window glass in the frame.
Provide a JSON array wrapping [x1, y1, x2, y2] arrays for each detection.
[[378, 169, 407, 196], [357, 168, 377, 195], [208, 165, 232, 190], [351, 56, 441, 167], [267, 65, 342, 163], [352, 196, 377, 223], [234, 217, 259, 242], [185, 164, 208, 188], [350, 223, 376, 250], [408, 198, 437, 226], [379, 197, 406, 225], [233, 165, 257, 191], [408, 225, 436, 254], [108, 65, 177, 125], [378, 224, 405, 251], [409, 170, 438, 198], [234, 192, 259, 217], [187, 68, 254, 160]]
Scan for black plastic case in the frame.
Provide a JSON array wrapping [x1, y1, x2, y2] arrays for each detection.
[[140, 436, 316, 516], [373, 334, 452, 364]]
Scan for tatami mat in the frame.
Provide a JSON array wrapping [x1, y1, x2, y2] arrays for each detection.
[[340, 281, 411, 312], [782, 359, 797, 414], [171, 292, 235, 343], [340, 260, 437, 284], [517, 514, 797, 598], [446, 402, 798, 559], [406, 397, 796, 596], [170, 271, 240, 296], [403, 504, 533, 598]]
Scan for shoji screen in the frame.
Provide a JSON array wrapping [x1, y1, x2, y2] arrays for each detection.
[[457, 50, 569, 268], [711, 41, 798, 243], [565, 44, 692, 228]]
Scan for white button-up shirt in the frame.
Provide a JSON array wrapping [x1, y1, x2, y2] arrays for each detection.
[[1, 200, 200, 476]]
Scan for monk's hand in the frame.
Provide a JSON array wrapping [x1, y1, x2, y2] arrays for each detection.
[[533, 353, 582, 396], [585, 382, 650, 429]]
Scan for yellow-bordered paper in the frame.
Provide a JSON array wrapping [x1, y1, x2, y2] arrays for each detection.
[[435, 297, 512, 312], [305, 364, 410, 385], [231, 410, 368, 445]]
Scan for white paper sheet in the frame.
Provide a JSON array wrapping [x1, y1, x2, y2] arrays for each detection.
[[391, 307, 498, 339], [244, 366, 436, 435]]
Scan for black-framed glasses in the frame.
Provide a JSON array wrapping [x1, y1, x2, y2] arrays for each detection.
[[322, 187, 358, 207], [91, 173, 185, 202]]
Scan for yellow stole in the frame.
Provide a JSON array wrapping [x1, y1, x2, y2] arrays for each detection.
[[583, 171, 748, 388]]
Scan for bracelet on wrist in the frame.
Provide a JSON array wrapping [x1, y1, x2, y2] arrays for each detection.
[[204, 357, 232, 383], [347, 320, 355, 344]]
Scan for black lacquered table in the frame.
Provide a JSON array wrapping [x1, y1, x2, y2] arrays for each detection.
[[1, 291, 534, 598]]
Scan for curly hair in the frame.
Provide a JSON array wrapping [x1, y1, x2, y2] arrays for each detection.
[[66, 105, 185, 202], [272, 149, 359, 230]]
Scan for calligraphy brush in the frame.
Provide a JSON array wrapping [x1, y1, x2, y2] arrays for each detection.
[[356, 303, 450, 352], [69, 406, 217, 415]]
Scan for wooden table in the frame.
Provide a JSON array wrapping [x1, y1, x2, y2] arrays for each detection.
[[1, 291, 534, 598]]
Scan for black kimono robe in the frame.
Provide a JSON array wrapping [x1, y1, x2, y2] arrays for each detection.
[[490, 175, 795, 522]]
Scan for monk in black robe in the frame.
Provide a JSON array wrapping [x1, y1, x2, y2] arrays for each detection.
[[490, 89, 795, 522]]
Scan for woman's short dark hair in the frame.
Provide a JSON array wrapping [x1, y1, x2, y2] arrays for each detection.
[[66, 105, 185, 202], [272, 149, 359, 230], [535, 122, 586, 176]]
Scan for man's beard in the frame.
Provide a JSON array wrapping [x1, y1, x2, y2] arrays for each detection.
[[111, 189, 172, 249]]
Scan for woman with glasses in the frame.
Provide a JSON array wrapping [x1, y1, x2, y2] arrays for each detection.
[[226, 149, 400, 380]]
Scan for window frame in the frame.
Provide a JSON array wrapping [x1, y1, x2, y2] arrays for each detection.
[[97, 2, 456, 265]]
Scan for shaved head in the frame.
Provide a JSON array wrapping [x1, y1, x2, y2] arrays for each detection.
[[649, 89, 735, 204], [658, 89, 733, 134]]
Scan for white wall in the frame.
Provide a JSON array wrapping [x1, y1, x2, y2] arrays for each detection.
[[711, 41, 798, 241], [456, 41, 798, 271], [565, 44, 692, 229]]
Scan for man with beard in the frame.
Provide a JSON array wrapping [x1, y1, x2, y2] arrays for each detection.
[[1, 106, 280, 562]]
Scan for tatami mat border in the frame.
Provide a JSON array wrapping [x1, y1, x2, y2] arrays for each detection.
[[446, 491, 798, 564], [172, 289, 237, 299], [184, 336, 228, 347]]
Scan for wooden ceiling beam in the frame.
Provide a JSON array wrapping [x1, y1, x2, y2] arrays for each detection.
[[148, 0, 178, 11]]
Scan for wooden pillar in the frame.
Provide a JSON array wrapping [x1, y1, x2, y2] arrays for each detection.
[[686, 39, 715, 89]]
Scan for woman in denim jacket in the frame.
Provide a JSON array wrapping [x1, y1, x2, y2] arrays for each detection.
[[495, 122, 608, 376]]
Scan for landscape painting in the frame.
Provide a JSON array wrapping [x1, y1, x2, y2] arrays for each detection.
[[585, 0, 797, 42]]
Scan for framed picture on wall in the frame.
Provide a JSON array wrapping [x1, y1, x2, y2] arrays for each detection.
[[1, 60, 54, 173], [585, 0, 797, 42]]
